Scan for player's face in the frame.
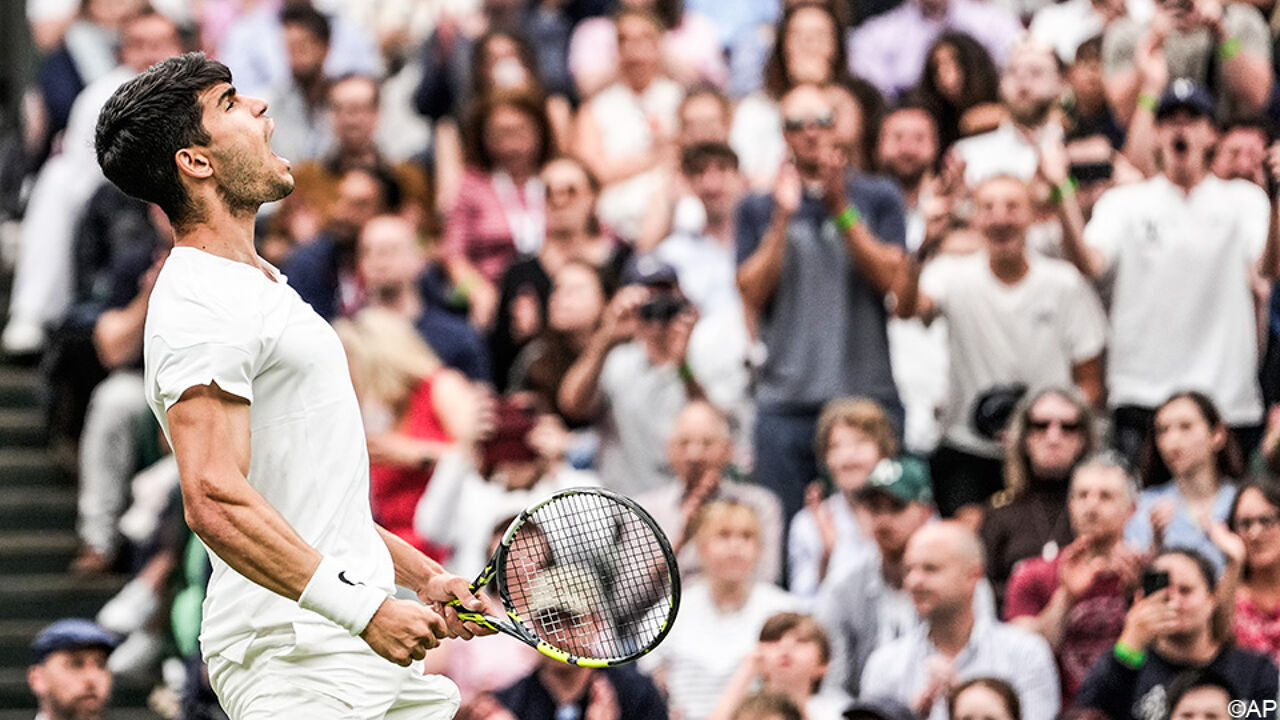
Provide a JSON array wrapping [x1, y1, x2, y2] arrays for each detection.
[[28, 648, 112, 720], [197, 82, 295, 211]]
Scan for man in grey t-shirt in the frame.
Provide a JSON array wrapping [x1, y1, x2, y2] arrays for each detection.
[[736, 83, 908, 534]]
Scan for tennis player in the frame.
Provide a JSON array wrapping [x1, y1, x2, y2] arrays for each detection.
[[94, 52, 489, 718]]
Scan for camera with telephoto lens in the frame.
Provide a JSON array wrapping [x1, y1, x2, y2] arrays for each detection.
[[639, 292, 689, 323]]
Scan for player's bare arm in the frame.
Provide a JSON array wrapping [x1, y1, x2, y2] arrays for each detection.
[[167, 382, 454, 665], [374, 525, 495, 640]]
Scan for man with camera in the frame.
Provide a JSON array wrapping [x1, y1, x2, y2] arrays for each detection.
[[559, 257, 709, 496]]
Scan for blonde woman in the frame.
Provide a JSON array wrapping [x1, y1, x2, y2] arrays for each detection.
[[336, 308, 477, 558]]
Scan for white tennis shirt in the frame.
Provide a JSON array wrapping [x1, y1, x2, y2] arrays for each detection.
[[143, 246, 394, 662]]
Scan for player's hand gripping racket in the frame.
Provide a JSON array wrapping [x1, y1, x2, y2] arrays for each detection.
[[448, 487, 680, 667]]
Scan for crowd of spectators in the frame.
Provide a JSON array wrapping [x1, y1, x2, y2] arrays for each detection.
[[11, 0, 1280, 719]]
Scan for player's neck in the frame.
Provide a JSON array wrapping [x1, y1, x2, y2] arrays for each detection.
[[175, 202, 261, 267]]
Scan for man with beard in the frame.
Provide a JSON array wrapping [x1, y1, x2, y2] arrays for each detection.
[[94, 53, 489, 717], [875, 104, 950, 455], [896, 175, 1107, 521], [1004, 452, 1143, 704], [27, 619, 118, 720], [1068, 81, 1280, 464], [954, 38, 1066, 188], [283, 164, 401, 320]]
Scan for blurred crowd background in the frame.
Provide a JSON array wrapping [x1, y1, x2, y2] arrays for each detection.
[[8, 0, 1280, 719]]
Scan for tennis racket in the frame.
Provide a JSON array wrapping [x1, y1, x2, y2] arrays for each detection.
[[448, 487, 680, 667]]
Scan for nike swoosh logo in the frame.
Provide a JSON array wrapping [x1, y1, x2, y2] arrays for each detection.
[[338, 571, 362, 586]]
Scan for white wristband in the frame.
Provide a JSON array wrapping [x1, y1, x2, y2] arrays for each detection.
[[298, 556, 389, 636]]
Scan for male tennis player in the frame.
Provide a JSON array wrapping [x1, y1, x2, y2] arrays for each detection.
[[94, 52, 489, 718]]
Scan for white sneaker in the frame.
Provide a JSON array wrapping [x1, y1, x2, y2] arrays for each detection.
[[1, 317, 43, 355], [97, 577, 160, 635]]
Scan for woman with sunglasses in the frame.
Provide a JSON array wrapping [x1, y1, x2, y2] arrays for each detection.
[[981, 388, 1098, 602], [1227, 481, 1280, 666], [1124, 392, 1244, 573]]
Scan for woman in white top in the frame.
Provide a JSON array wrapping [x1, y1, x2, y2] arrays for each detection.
[[642, 501, 796, 720], [573, 9, 684, 244]]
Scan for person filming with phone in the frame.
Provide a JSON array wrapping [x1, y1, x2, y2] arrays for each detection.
[[1075, 548, 1278, 720]]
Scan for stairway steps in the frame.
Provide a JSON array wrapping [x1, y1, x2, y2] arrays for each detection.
[[0, 368, 40, 407], [0, 447, 65, 487], [0, 573, 125, 621], [0, 409, 45, 448], [0, 531, 77, 575], [0, 351, 163, 718], [0, 486, 76, 531]]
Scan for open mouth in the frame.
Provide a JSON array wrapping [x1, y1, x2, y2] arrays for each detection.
[[1172, 137, 1189, 154]]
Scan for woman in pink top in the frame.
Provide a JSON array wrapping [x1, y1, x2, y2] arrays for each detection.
[[1228, 481, 1280, 666], [443, 90, 555, 329]]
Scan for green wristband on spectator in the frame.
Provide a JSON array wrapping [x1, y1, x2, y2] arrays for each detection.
[[834, 206, 861, 232], [1219, 37, 1242, 61], [1114, 641, 1146, 669], [1136, 92, 1159, 113], [678, 362, 695, 384], [1050, 177, 1079, 205]]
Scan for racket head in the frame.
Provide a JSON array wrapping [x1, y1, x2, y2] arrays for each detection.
[[491, 487, 681, 667]]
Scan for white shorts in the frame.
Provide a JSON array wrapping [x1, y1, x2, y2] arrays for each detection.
[[207, 627, 460, 720]]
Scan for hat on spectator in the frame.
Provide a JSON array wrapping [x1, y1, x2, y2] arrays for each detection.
[[621, 255, 680, 288], [1155, 79, 1215, 121], [30, 619, 118, 664], [855, 457, 933, 506], [844, 696, 917, 720]]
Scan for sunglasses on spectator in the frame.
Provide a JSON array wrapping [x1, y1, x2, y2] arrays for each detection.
[[1236, 514, 1280, 533], [545, 183, 585, 197], [1028, 417, 1084, 433], [783, 113, 836, 132]]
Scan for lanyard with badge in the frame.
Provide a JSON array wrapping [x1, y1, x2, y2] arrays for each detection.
[[492, 171, 546, 256]]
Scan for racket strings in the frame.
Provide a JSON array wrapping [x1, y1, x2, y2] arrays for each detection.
[[504, 492, 674, 661]]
